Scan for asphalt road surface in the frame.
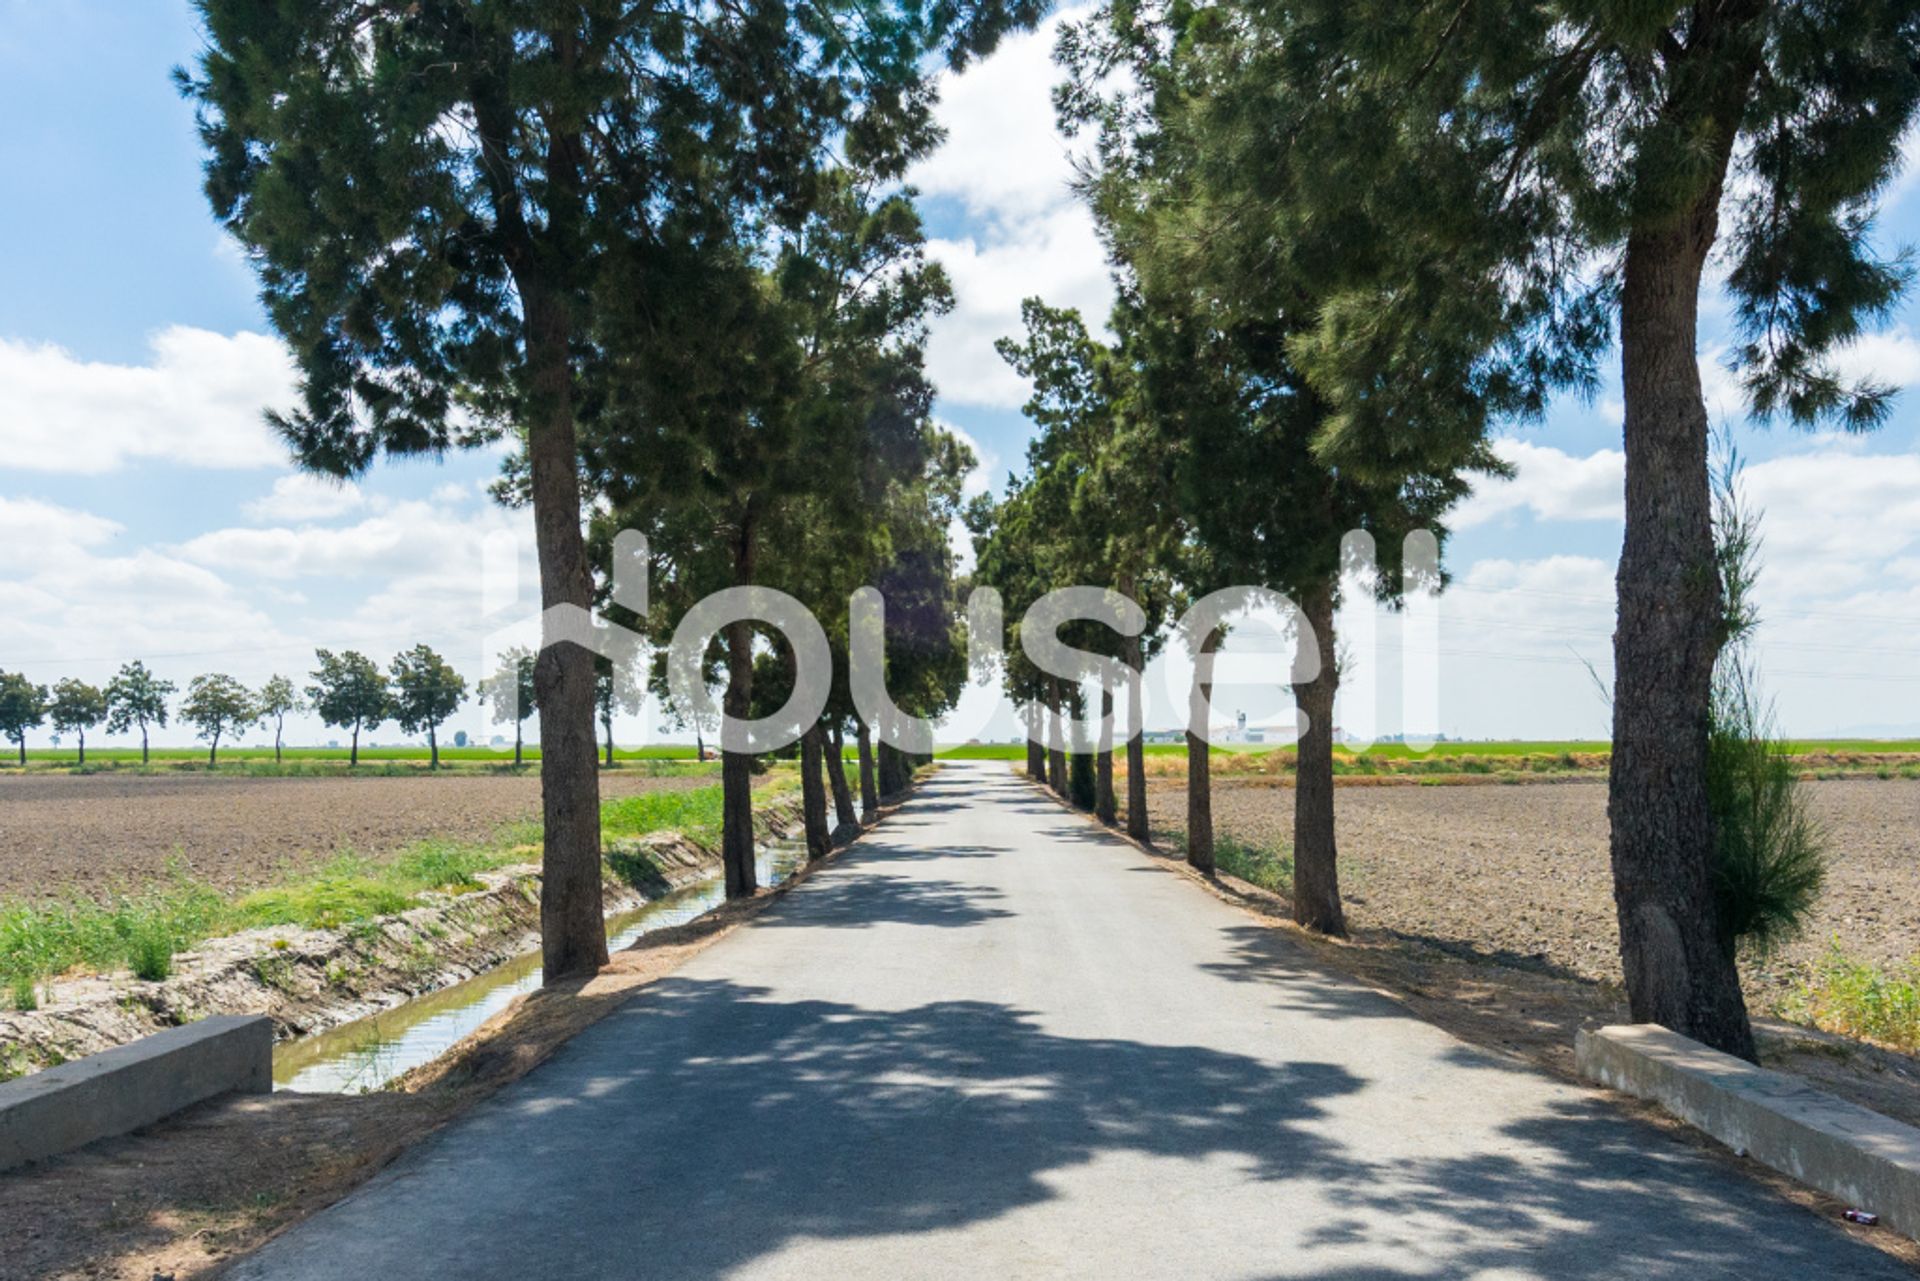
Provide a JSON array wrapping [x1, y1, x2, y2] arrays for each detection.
[[233, 761, 1904, 1279]]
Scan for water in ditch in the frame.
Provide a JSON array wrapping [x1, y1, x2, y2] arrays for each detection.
[[273, 839, 808, 1094]]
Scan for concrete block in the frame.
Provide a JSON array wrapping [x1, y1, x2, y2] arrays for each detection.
[[1578, 1022, 1920, 1237], [0, 1014, 272, 1172]]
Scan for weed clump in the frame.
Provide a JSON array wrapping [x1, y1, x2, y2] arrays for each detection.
[[1790, 946, 1920, 1052]]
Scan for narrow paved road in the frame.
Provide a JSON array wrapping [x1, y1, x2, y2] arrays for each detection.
[[237, 762, 1903, 1279]]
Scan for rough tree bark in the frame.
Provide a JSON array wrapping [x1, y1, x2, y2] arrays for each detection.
[[1186, 626, 1221, 874], [827, 722, 859, 830], [1292, 582, 1347, 935], [1124, 627, 1148, 841], [1611, 201, 1756, 1060], [523, 279, 608, 980], [1095, 674, 1116, 825], [1046, 679, 1067, 796], [1024, 700, 1046, 779], [800, 724, 833, 860], [856, 717, 879, 820], [719, 514, 759, 899]]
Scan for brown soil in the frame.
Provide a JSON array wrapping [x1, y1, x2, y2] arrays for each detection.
[[0, 785, 904, 1281], [0, 771, 710, 901], [1142, 774, 1920, 1008]]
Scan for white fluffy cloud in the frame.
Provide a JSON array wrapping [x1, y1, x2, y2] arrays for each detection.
[[243, 473, 367, 523], [1831, 326, 1920, 389], [911, 7, 1114, 409], [0, 327, 297, 473], [1452, 439, 1624, 529], [177, 495, 529, 590], [912, 12, 1087, 222], [0, 497, 122, 569], [0, 513, 295, 687]]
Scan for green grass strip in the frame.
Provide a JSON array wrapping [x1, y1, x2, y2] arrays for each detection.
[[0, 778, 796, 1006]]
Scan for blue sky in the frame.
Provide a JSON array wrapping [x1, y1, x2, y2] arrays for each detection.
[[5, 1, 1920, 749]]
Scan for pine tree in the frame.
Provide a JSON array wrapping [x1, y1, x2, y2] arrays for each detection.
[[1192, 0, 1920, 1058], [182, 0, 1040, 976], [1061, 5, 1486, 931]]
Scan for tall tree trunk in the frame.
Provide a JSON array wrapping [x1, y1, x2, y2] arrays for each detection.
[[1095, 674, 1116, 825], [1046, 679, 1067, 796], [827, 723, 858, 829], [1292, 581, 1347, 936], [273, 721, 281, 765], [514, 721, 523, 768], [878, 739, 902, 797], [19, 738, 26, 766], [800, 724, 832, 860], [1023, 700, 1045, 778], [603, 712, 614, 767], [77, 729, 86, 767], [208, 731, 219, 767], [1186, 627, 1220, 874], [721, 579, 759, 899], [721, 618, 758, 899], [1611, 202, 1755, 1059], [428, 724, 439, 771], [140, 724, 148, 765], [350, 724, 360, 767], [856, 717, 878, 820], [1124, 628, 1148, 841]]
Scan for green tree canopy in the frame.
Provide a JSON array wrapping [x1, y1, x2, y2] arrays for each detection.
[[256, 674, 303, 764], [478, 647, 539, 768], [183, 0, 1042, 978], [105, 661, 175, 765], [47, 679, 108, 765], [307, 650, 389, 766], [1158, 0, 1920, 1059], [390, 644, 469, 769], [0, 672, 48, 766], [179, 673, 258, 766]]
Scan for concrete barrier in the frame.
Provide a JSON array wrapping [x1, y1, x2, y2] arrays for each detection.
[[1578, 1023, 1920, 1237], [0, 1014, 272, 1172]]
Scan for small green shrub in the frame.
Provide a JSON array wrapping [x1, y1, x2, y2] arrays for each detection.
[[1708, 452, 1825, 957], [1707, 658, 1826, 955], [10, 973, 37, 1011], [1791, 945, 1920, 1052], [123, 915, 176, 982], [1215, 837, 1293, 893]]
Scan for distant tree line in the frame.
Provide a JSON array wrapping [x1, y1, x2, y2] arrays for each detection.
[[0, 645, 476, 769]]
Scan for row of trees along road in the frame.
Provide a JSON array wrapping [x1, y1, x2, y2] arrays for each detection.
[[0, 648, 472, 768], [974, 0, 1920, 1061], [183, 0, 1039, 982]]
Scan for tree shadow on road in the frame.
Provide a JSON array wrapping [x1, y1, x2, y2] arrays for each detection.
[[245, 976, 1901, 1281], [755, 870, 1015, 929]]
